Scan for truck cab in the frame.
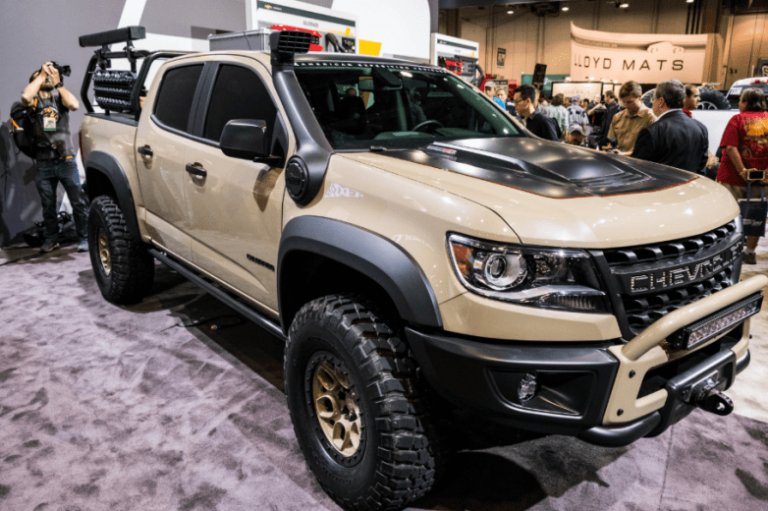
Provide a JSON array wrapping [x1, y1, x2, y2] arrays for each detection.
[[78, 27, 768, 511]]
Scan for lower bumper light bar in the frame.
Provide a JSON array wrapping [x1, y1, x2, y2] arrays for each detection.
[[669, 293, 763, 350]]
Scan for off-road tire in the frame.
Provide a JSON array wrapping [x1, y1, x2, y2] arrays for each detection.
[[88, 195, 154, 304], [284, 294, 445, 511], [699, 87, 731, 110]]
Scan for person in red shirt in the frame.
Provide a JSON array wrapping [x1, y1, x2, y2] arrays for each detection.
[[716, 88, 768, 264]]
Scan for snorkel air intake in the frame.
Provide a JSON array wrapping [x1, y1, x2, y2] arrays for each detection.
[[269, 30, 333, 206]]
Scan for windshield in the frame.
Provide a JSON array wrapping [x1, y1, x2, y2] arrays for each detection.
[[294, 63, 523, 150]]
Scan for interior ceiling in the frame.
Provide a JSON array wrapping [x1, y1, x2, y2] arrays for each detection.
[[438, 0, 546, 9]]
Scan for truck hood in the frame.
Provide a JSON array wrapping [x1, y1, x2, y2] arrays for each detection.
[[341, 137, 739, 248]]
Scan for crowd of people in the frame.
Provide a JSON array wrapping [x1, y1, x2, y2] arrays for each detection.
[[484, 79, 768, 264]]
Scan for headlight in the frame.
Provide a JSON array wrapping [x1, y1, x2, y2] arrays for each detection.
[[448, 234, 609, 312]]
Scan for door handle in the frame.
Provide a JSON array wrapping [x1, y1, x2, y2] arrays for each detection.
[[186, 163, 207, 178], [138, 145, 153, 157]]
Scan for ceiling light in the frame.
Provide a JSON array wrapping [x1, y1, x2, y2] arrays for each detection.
[[562, 6, 569, 11], [686, 0, 694, 2], [619, 2, 629, 7], [507, 10, 514, 14]]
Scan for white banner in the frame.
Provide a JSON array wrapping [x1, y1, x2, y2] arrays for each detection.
[[432, 33, 479, 62], [570, 23, 707, 84], [250, 0, 358, 53], [552, 82, 603, 101]]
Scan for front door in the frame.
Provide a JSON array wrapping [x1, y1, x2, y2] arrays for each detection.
[[183, 59, 292, 312], [135, 63, 206, 260]]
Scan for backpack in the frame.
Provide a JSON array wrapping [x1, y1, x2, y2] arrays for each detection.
[[547, 115, 562, 140], [10, 99, 38, 159]]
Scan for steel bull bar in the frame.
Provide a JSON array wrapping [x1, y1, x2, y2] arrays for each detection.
[[580, 275, 767, 447]]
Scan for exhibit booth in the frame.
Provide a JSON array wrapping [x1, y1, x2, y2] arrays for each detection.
[[2, 2, 768, 511]]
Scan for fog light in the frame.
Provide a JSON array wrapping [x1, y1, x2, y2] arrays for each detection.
[[670, 294, 763, 350], [518, 373, 538, 402]]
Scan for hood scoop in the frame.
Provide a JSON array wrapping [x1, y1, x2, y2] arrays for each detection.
[[384, 138, 694, 199]]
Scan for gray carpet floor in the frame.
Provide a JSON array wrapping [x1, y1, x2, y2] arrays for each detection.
[[1, 245, 768, 511]]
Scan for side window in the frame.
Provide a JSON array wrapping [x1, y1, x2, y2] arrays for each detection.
[[203, 65, 278, 144], [153, 65, 204, 132]]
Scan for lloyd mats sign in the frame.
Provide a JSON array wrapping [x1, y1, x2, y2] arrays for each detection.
[[570, 22, 707, 83]]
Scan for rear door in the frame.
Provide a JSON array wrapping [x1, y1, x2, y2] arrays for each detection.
[[183, 57, 292, 311], [135, 61, 207, 260]]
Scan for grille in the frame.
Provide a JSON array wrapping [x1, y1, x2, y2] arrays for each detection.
[[571, 172, 651, 189], [602, 221, 742, 337], [274, 31, 312, 54]]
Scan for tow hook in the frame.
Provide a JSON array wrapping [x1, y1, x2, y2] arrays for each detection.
[[687, 377, 734, 416]]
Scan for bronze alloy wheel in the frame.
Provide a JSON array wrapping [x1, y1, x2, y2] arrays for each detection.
[[285, 295, 444, 510], [98, 228, 111, 276], [312, 359, 362, 457], [87, 196, 155, 304]]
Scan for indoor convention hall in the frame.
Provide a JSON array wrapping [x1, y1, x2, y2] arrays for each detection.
[[3, 1, 768, 510]]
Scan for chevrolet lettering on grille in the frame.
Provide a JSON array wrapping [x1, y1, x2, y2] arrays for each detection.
[[614, 241, 743, 295]]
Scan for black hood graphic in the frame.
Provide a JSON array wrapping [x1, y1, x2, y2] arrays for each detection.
[[380, 138, 696, 199]]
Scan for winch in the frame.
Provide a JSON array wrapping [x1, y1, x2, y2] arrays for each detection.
[[685, 374, 734, 416]]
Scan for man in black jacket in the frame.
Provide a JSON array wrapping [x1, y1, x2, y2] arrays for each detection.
[[512, 85, 558, 141], [595, 90, 620, 148], [631, 80, 708, 174]]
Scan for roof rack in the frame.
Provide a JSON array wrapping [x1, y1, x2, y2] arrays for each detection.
[[78, 26, 192, 118]]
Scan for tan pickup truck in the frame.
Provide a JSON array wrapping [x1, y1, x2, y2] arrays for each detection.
[[77, 27, 767, 511]]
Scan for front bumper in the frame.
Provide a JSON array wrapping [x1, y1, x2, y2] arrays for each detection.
[[407, 274, 767, 447]]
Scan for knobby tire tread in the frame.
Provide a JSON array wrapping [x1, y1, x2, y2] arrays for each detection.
[[89, 195, 154, 304], [286, 294, 446, 511]]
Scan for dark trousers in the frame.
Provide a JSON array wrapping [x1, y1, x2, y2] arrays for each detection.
[[34, 159, 88, 242]]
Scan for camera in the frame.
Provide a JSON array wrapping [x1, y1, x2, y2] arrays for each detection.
[[49, 61, 71, 78], [747, 169, 766, 181]]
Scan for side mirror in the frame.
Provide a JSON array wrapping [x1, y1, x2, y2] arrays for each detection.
[[220, 119, 269, 160]]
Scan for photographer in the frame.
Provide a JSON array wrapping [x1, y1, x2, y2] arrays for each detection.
[[716, 88, 768, 264], [21, 62, 88, 254]]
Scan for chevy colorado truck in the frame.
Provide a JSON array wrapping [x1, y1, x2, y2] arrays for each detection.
[[77, 27, 767, 511]]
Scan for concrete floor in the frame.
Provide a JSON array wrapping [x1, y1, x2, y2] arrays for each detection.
[[1, 238, 768, 511]]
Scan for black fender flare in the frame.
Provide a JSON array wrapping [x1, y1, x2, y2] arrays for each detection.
[[278, 216, 443, 332], [84, 151, 140, 241]]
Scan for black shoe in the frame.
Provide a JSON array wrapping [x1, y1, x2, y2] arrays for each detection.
[[40, 239, 60, 253], [744, 252, 757, 265]]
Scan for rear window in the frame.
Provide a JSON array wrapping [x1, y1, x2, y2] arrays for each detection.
[[154, 65, 204, 132]]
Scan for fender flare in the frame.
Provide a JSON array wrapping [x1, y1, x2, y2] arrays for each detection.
[[84, 151, 140, 241], [278, 216, 443, 332]]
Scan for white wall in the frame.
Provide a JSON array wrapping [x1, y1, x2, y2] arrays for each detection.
[[334, 0, 431, 60], [247, 0, 432, 60]]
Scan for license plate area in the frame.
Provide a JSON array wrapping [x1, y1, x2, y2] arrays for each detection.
[[668, 293, 763, 350]]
